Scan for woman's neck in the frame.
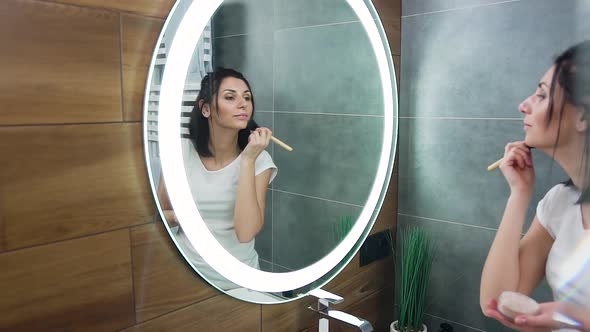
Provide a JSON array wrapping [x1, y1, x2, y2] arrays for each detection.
[[552, 137, 587, 191], [207, 123, 241, 166]]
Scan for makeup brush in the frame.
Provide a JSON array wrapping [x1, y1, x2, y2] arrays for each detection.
[[248, 120, 293, 152], [487, 145, 532, 171], [487, 158, 504, 171]]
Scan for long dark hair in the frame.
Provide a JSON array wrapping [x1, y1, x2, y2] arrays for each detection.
[[548, 41, 590, 202], [188, 67, 255, 157]]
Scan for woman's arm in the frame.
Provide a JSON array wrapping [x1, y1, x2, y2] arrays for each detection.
[[157, 175, 179, 227], [480, 141, 553, 313], [233, 162, 272, 243], [480, 213, 553, 310], [480, 195, 543, 307], [233, 127, 273, 243], [480, 193, 530, 309], [512, 301, 590, 331]]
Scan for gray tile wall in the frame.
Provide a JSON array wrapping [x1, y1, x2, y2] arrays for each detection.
[[212, 0, 389, 272], [399, 0, 589, 331], [211, 0, 277, 267]]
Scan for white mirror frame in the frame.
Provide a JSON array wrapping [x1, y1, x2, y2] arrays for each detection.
[[154, 0, 396, 292]]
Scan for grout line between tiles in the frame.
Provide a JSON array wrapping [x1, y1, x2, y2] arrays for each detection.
[[270, 189, 364, 208], [213, 33, 248, 39], [118, 13, 126, 122], [271, 26, 276, 269], [274, 111, 384, 117], [0, 121, 142, 128], [424, 313, 488, 332], [274, 20, 362, 33], [399, 116, 522, 121], [30, 0, 169, 20], [0, 222, 153, 256], [397, 213, 499, 232], [119, 293, 221, 330], [402, 0, 522, 18], [127, 228, 138, 326]]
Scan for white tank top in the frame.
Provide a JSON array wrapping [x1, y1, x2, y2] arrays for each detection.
[[175, 138, 277, 290], [537, 183, 590, 331]]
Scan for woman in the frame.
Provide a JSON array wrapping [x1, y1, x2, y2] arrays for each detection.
[[158, 67, 277, 290], [480, 40, 590, 331]]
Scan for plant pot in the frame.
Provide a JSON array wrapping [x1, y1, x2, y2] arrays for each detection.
[[391, 320, 427, 332]]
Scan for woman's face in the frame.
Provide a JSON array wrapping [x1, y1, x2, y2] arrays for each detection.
[[520, 66, 579, 151], [205, 77, 253, 130]]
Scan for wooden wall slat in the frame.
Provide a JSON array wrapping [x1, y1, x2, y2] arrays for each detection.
[[261, 294, 320, 332], [0, 212, 5, 253], [261, 165, 397, 331], [394, 56, 401, 93], [0, 230, 135, 332], [383, 19, 402, 56], [41, 0, 175, 18], [121, 14, 164, 122], [327, 254, 394, 303], [327, 285, 395, 332], [0, 0, 402, 330], [371, 173, 398, 235], [0, 123, 155, 251], [121, 294, 261, 332], [261, 253, 394, 331], [0, 0, 122, 125], [131, 223, 218, 322], [373, 0, 402, 20], [373, 0, 401, 56], [286, 286, 396, 332]]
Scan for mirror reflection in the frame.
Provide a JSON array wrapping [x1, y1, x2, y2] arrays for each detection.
[[145, 0, 396, 302], [159, 68, 279, 291]]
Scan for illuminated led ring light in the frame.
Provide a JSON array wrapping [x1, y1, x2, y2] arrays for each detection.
[[158, 0, 395, 292]]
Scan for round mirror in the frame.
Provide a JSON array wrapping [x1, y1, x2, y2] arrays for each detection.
[[144, 0, 398, 303]]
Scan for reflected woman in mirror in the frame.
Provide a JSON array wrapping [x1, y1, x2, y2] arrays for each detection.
[[158, 67, 277, 290], [480, 41, 590, 331]]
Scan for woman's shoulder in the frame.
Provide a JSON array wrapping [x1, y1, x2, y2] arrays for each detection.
[[254, 150, 276, 171], [537, 182, 581, 238], [254, 150, 278, 181], [543, 182, 577, 203], [538, 182, 577, 220], [256, 149, 274, 163]]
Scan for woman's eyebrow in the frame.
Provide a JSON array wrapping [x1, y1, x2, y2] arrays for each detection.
[[222, 89, 251, 94], [538, 82, 549, 89]]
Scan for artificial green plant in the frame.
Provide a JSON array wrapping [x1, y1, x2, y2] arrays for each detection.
[[396, 226, 435, 332]]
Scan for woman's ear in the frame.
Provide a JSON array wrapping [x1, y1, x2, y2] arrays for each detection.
[[576, 108, 588, 132], [200, 100, 210, 118]]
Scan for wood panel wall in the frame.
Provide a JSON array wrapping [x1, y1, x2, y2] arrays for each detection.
[[0, 0, 401, 331]]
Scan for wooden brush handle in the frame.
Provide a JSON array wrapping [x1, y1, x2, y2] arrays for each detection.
[[270, 135, 293, 152], [487, 157, 503, 171], [488, 144, 533, 171]]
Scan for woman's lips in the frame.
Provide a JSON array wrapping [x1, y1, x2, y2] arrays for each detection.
[[235, 114, 249, 120]]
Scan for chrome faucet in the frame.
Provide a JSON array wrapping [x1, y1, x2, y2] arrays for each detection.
[[308, 289, 374, 332]]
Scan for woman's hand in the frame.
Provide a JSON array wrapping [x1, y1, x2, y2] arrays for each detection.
[[484, 299, 550, 332], [163, 210, 179, 228], [486, 299, 587, 331], [242, 127, 272, 163], [500, 141, 535, 197], [513, 301, 588, 332]]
